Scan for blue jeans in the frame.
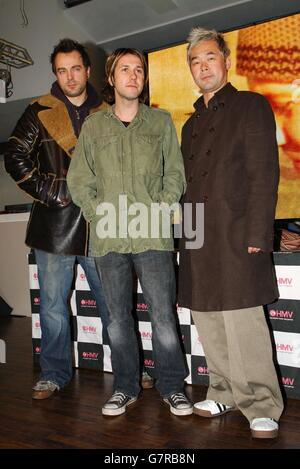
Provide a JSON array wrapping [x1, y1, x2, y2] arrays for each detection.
[[35, 249, 109, 389], [95, 250, 187, 398]]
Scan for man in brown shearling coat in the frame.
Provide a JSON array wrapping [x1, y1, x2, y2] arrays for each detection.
[[178, 27, 284, 439]]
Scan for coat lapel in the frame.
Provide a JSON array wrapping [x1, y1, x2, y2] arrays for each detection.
[[35, 95, 106, 157], [36, 95, 77, 157]]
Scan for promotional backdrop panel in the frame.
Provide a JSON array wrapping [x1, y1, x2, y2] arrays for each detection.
[[29, 251, 300, 399]]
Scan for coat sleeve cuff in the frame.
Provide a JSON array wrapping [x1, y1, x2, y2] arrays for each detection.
[[82, 198, 99, 222]]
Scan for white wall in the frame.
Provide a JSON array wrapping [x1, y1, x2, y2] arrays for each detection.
[[0, 214, 31, 316], [0, 0, 106, 208], [0, 159, 32, 210], [0, 0, 104, 101]]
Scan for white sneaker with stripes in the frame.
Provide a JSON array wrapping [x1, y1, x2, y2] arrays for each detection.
[[193, 399, 234, 417], [250, 418, 279, 439]]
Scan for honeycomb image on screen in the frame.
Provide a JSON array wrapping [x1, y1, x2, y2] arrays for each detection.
[[148, 13, 300, 219]]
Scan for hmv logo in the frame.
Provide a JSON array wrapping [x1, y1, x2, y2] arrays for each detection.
[[34, 321, 40, 328], [282, 377, 295, 386], [269, 309, 294, 319], [137, 303, 148, 311], [276, 343, 294, 352], [35, 346, 41, 353], [33, 273, 38, 280], [82, 325, 96, 333], [277, 277, 293, 286], [140, 331, 152, 340], [80, 299, 96, 307], [144, 358, 154, 367], [33, 297, 40, 305], [197, 366, 209, 375], [80, 273, 86, 281], [82, 352, 99, 359]]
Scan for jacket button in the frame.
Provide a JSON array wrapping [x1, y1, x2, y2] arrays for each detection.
[[201, 171, 208, 177], [195, 113, 201, 118], [213, 106, 218, 111], [202, 195, 208, 202], [206, 149, 211, 155]]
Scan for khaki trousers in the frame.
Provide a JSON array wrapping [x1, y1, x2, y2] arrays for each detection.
[[191, 306, 284, 422]]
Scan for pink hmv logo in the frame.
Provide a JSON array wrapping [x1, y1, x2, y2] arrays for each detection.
[[82, 352, 99, 359], [82, 325, 96, 333], [144, 358, 154, 367], [140, 331, 152, 340], [276, 343, 294, 352], [80, 299, 96, 306], [277, 277, 293, 286], [282, 377, 295, 386], [269, 309, 294, 319], [197, 366, 209, 375]]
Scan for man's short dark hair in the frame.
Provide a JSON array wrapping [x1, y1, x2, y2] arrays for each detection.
[[50, 38, 91, 73], [102, 48, 149, 104]]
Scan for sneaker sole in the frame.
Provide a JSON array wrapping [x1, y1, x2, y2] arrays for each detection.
[[32, 389, 56, 400], [102, 397, 137, 416], [163, 399, 193, 416], [251, 429, 278, 439], [193, 406, 234, 418]]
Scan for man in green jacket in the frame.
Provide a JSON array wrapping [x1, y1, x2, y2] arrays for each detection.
[[67, 47, 192, 417]]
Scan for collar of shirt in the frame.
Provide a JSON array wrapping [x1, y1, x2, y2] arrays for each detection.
[[194, 82, 238, 112], [104, 103, 151, 124]]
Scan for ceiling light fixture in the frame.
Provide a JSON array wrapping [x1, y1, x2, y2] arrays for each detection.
[[0, 38, 34, 69], [0, 38, 34, 102]]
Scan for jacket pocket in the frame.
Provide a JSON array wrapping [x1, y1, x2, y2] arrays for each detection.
[[92, 136, 120, 176], [134, 134, 163, 174]]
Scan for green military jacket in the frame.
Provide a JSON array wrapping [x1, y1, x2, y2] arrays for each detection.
[[67, 103, 186, 257]]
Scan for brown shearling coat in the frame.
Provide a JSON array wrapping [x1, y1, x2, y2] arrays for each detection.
[[178, 83, 279, 311], [5, 92, 104, 256]]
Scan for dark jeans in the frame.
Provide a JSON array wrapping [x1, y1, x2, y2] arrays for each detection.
[[95, 250, 187, 397], [35, 249, 109, 388]]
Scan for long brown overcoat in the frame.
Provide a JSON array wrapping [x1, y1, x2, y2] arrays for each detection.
[[178, 83, 279, 311]]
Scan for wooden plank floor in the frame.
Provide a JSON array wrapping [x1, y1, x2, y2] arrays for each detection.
[[1, 316, 300, 451]]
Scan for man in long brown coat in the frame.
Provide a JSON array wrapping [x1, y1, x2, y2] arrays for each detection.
[[178, 27, 284, 439]]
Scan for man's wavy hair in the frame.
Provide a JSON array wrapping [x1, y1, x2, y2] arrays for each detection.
[[50, 38, 91, 74], [102, 48, 149, 104]]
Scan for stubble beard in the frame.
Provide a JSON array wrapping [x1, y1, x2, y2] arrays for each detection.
[[63, 82, 87, 99]]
